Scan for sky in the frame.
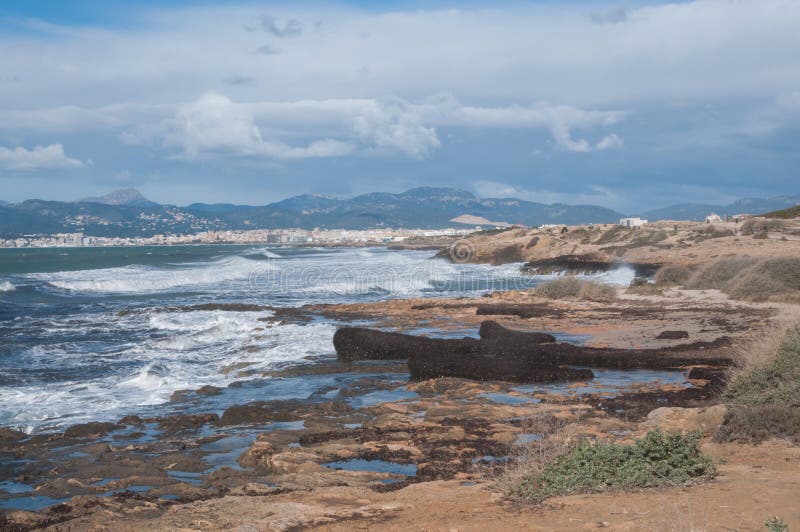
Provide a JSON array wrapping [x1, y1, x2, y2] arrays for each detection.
[[0, 0, 799, 212]]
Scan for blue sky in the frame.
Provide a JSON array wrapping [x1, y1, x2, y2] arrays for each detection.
[[0, 0, 798, 212]]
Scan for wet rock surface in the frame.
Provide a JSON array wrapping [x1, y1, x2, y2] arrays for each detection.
[[0, 350, 719, 530]]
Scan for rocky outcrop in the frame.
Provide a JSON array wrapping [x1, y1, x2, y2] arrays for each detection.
[[657, 330, 690, 340], [333, 321, 734, 383], [409, 354, 595, 383], [477, 320, 556, 344], [521, 254, 660, 276]]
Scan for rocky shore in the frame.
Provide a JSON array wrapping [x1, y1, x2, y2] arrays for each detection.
[[433, 218, 800, 269], [3, 269, 797, 531]]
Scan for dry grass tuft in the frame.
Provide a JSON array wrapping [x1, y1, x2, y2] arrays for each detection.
[[491, 416, 579, 499], [656, 255, 800, 302], [654, 264, 694, 285], [725, 257, 800, 302], [685, 256, 759, 290], [533, 277, 616, 302], [741, 218, 786, 235]]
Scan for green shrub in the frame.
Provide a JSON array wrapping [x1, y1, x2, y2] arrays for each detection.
[[654, 264, 693, 286], [507, 430, 715, 502], [716, 405, 800, 444], [764, 516, 789, 532], [764, 205, 800, 220], [724, 326, 800, 408], [718, 326, 800, 442]]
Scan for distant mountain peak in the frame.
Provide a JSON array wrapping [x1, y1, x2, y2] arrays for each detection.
[[79, 189, 156, 206]]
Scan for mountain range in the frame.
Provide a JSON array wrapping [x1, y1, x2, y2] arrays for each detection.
[[641, 196, 800, 222], [0, 187, 797, 238]]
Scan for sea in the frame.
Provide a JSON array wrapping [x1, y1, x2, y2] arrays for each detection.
[[0, 245, 636, 434]]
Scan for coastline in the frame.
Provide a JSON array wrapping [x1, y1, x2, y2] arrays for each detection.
[[1, 230, 799, 530], [3, 280, 797, 529]]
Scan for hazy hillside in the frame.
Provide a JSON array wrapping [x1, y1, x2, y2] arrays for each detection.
[[0, 187, 626, 238], [643, 196, 800, 221]]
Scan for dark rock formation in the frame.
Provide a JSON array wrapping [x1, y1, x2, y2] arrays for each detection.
[[688, 366, 729, 390], [521, 254, 660, 277], [63, 422, 119, 439], [332, 321, 734, 383], [476, 303, 563, 319], [409, 353, 594, 383], [333, 327, 463, 362], [657, 330, 690, 340], [478, 320, 555, 344], [0, 427, 26, 446], [521, 254, 614, 275], [219, 400, 353, 426]]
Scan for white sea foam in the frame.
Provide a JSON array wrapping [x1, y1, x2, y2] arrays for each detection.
[[246, 248, 283, 259], [0, 309, 336, 432], [0, 280, 15, 292], [35, 256, 271, 293], [582, 265, 636, 286]]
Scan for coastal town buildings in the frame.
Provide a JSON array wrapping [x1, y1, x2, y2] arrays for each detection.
[[0, 227, 476, 248]]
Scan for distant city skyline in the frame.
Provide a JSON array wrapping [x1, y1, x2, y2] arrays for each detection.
[[1, 1, 799, 211]]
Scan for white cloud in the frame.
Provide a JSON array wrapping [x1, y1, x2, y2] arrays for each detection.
[[0, 144, 86, 171], [161, 92, 356, 160], [2, 1, 799, 110], [98, 92, 624, 160], [351, 97, 440, 158], [596, 133, 624, 150]]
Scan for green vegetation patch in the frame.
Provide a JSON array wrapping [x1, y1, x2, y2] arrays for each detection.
[[763, 205, 800, 219], [718, 327, 800, 443], [507, 430, 715, 502], [724, 327, 800, 409]]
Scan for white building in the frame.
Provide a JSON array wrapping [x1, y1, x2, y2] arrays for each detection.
[[705, 213, 722, 224], [619, 217, 647, 228]]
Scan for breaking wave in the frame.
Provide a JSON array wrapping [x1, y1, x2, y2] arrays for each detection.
[[35, 256, 271, 293]]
